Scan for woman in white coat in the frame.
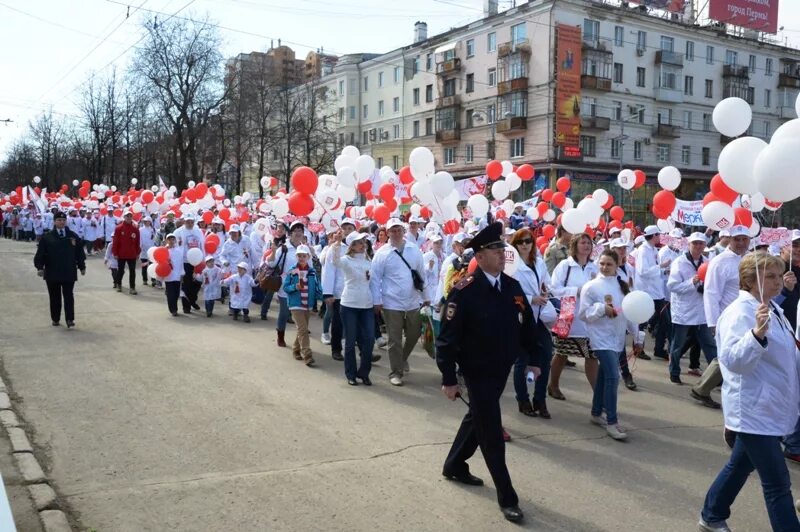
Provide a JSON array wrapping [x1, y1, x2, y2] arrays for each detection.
[[548, 233, 599, 400], [698, 252, 800, 532], [579, 249, 643, 441]]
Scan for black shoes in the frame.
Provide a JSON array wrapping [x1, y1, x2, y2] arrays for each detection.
[[206, 312, 212, 317], [359, 376, 372, 386], [66, 321, 74, 328], [501, 505, 524, 523], [623, 374, 637, 390], [532, 399, 550, 419], [171, 312, 179, 317], [670, 375, 683, 385], [243, 315, 251, 323], [347, 379, 358, 386], [260, 315, 268, 321], [565, 359, 577, 367], [691, 389, 721, 409], [637, 351, 652, 361], [443, 471, 484, 486], [654, 353, 669, 361], [332, 352, 344, 361], [518, 400, 537, 417], [51, 321, 59, 326], [371, 353, 382, 362], [233, 314, 239, 321], [191, 303, 200, 311]]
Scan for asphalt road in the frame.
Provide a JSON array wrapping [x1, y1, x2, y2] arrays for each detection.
[[0, 238, 794, 531]]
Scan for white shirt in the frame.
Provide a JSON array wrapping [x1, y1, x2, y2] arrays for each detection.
[[139, 225, 156, 258], [550, 256, 599, 338], [703, 248, 742, 327], [321, 244, 345, 299], [174, 225, 205, 263], [658, 246, 680, 295], [422, 250, 443, 304], [634, 240, 665, 300], [334, 251, 373, 309], [370, 241, 426, 311], [164, 247, 185, 282], [102, 215, 116, 240], [579, 274, 642, 352], [718, 292, 800, 436], [221, 236, 253, 272], [668, 252, 708, 326]]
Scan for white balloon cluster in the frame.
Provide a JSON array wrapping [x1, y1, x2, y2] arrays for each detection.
[[407, 147, 460, 223]]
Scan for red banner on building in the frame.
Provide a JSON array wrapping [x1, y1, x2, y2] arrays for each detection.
[[629, 0, 687, 13], [554, 24, 582, 148], [709, 0, 779, 34]]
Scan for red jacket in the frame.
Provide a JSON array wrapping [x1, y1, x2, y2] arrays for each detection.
[[112, 222, 141, 260]]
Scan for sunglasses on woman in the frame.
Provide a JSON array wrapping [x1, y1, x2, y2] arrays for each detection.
[[517, 238, 533, 245]]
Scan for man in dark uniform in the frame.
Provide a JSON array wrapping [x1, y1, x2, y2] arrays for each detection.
[[436, 222, 542, 523], [33, 211, 86, 328]]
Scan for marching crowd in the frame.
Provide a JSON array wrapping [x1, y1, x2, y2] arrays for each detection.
[[9, 200, 800, 531]]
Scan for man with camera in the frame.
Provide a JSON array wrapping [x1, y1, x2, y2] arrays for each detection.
[[369, 219, 428, 386]]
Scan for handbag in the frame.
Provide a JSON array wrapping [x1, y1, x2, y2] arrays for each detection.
[[394, 249, 425, 293], [551, 265, 576, 339], [257, 245, 287, 292]]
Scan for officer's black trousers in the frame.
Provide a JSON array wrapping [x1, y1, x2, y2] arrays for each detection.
[[443, 370, 518, 508], [46, 281, 74, 323]]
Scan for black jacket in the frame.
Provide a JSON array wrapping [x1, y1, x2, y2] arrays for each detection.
[[436, 267, 542, 386], [33, 228, 86, 283], [780, 263, 800, 330]]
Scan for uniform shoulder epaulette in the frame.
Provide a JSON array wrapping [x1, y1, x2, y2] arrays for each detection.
[[453, 274, 475, 290]]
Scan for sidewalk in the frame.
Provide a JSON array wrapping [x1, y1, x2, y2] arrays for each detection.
[[0, 425, 43, 532]]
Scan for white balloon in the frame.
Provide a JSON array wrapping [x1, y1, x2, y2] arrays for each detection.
[[749, 219, 761, 238], [592, 189, 609, 207], [491, 180, 510, 201], [33, 176, 41, 184], [657, 166, 681, 191], [131, 178, 138, 185], [319, 174, 337, 190], [335, 155, 355, 172], [500, 160, 513, 177], [338, 186, 357, 202], [561, 208, 586, 234], [336, 167, 357, 188], [506, 172, 522, 191], [702, 201, 736, 231], [258, 200, 271, 214], [467, 194, 489, 218], [431, 171, 455, 198], [315, 187, 340, 210], [718, 136, 767, 195], [341, 145, 360, 160], [147, 263, 158, 281], [151, 185, 159, 193], [272, 197, 289, 218], [411, 181, 436, 205], [242, 192, 252, 202], [754, 138, 800, 202], [131, 202, 143, 213], [740, 192, 765, 213], [713, 97, 752, 138], [188, 180, 196, 188], [233, 195, 243, 205], [656, 218, 675, 233], [503, 245, 522, 275], [502, 199, 515, 215], [147, 246, 158, 262], [617, 169, 636, 190], [621, 290, 655, 324], [110, 185, 117, 192], [72, 180, 79, 186], [562, 197, 574, 211], [354, 154, 376, 181], [186, 248, 204, 266], [543, 209, 556, 222], [409, 147, 435, 180], [527, 207, 539, 220], [260, 176, 271, 189], [410, 204, 422, 217]]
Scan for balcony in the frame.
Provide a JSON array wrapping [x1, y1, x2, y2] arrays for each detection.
[[653, 124, 681, 139], [779, 72, 800, 89], [580, 115, 611, 131], [495, 116, 527, 134], [655, 50, 683, 67], [654, 87, 684, 103], [581, 75, 612, 92], [498, 39, 531, 58], [436, 127, 461, 143], [437, 94, 461, 109], [723, 86, 754, 104], [436, 58, 461, 75], [723, 64, 749, 79], [779, 106, 797, 119], [497, 77, 529, 95]]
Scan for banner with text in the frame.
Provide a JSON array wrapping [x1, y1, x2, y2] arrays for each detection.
[[629, 0, 687, 13], [554, 24, 582, 149], [671, 199, 705, 226], [709, 0, 779, 34]]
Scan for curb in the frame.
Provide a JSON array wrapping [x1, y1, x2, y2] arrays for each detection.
[[0, 378, 74, 531]]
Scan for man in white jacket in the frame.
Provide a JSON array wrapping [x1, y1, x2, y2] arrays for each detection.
[[321, 218, 357, 360], [174, 214, 205, 313], [634, 225, 672, 361]]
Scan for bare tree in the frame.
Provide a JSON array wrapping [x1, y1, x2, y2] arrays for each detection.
[[295, 82, 337, 175], [28, 109, 66, 190]]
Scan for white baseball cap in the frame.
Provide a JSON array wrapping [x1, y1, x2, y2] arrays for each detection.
[[340, 217, 356, 227], [668, 229, 684, 238], [634, 235, 645, 246], [409, 215, 424, 223], [643, 225, 661, 236], [453, 232, 469, 244], [184, 214, 196, 222], [609, 226, 622, 234], [609, 238, 627, 249], [719, 229, 731, 237], [205, 255, 215, 262], [345, 232, 367, 246], [295, 244, 311, 256], [729, 225, 750, 237], [791, 229, 800, 242], [386, 218, 404, 230], [236, 261, 249, 269], [428, 233, 443, 243], [229, 224, 241, 233], [688, 232, 707, 243]]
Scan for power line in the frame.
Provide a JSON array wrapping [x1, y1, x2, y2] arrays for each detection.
[[0, 2, 129, 42]]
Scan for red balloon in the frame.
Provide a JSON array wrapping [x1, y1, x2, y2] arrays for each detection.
[[81, 180, 91, 189], [74, 201, 83, 210], [420, 206, 432, 218], [365, 205, 374, 218], [379, 183, 395, 202], [538, 244, 549, 256], [287, 191, 314, 216], [536, 236, 548, 248], [79, 187, 89, 199], [634, 170, 646, 189], [551, 192, 566, 209], [486, 160, 503, 181], [541, 189, 554, 202], [697, 262, 709, 282], [357, 180, 372, 194], [153, 247, 169, 264], [467, 257, 478, 274], [702, 193, 722, 207], [443, 220, 460, 234], [556, 177, 571, 193], [113, 209, 122, 217], [205, 234, 220, 254], [517, 164, 534, 181], [202, 211, 214, 224], [542, 224, 555, 240], [536, 202, 549, 216], [710, 174, 738, 205], [495, 209, 507, 220], [608, 220, 622, 230], [141, 191, 155, 204], [602, 195, 614, 210], [219, 209, 231, 221], [184, 188, 197, 202], [734, 207, 753, 228], [155, 262, 172, 278], [584, 226, 595, 239], [373, 204, 390, 224], [384, 197, 398, 212], [291, 166, 319, 195], [195, 182, 208, 197], [652, 190, 677, 219], [194, 262, 206, 274], [398, 166, 414, 184], [609, 206, 625, 221]]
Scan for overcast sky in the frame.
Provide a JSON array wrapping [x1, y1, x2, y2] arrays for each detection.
[[1, 0, 799, 161]]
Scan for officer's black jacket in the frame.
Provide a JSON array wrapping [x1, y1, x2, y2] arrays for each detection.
[[33, 228, 86, 283]]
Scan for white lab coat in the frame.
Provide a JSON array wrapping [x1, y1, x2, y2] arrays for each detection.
[[220, 236, 253, 272], [196, 265, 223, 301], [634, 241, 665, 300], [668, 252, 708, 326], [422, 250, 443, 304], [579, 274, 643, 352], [658, 246, 680, 296], [223, 272, 257, 310], [703, 248, 742, 327], [717, 292, 800, 436], [321, 245, 345, 299], [139, 225, 156, 259], [164, 247, 185, 282]]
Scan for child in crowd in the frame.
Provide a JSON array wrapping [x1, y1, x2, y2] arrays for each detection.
[[104, 236, 118, 289], [222, 261, 256, 322], [196, 255, 222, 317], [283, 245, 322, 367]]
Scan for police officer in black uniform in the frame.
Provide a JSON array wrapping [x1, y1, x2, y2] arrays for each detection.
[[436, 222, 542, 523], [34, 211, 86, 328]]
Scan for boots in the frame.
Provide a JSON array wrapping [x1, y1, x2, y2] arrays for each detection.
[[277, 330, 287, 347]]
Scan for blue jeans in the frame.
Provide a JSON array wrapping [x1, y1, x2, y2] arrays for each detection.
[[513, 321, 553, 402], [340, 305, 375, 380], [260, 290, 275, 318], [670, 324, 717, 378], [784, 416, 800, 455], [591, 349, 621, 425], [276, 296, 290, 332], [702, 432, 799, 530], [323, 303, 332, 334], [205, 300, 215, 314]]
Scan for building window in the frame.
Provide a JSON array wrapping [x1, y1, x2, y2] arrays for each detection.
[[612, 100, 622, 121], [583, 19, 600, 46], [393, 97, 400, 113], [634, 141, 643, 161], [637, 30, 647, 52], [764, 120, 771, 138], [412, 120, 420, 137], [749, 54, 756, 73], [766, 58, 773, 76], [443, 78, 456, 97], [362, 104, 368, 119], [426, 53, 432, 71], [703, 113, 712, 132], [363, 76, 368, 92], [681, 145, 691, 165], [636, 105, 645, 123], [349, 106, 356, 120], [511, 23, 526, 44], [466, 73, 474, 93], [580, 136, 596, 157], [657, 143, 671, 163], [413, 88, 420, 105], [466, 39, 475, 57], [425, 117, 433, 136], [488, 67, 496, 87], [394, 66, 401, 83], [582, 96, 597, 117], [660, 36, 674, 52], [765, 89, 771, 108], [684, 75, 694, 96], [487, 32, 496, 52], [378, 100, 384, 116], [377, 156, 383, 167], [338, 80, 344, 95], [444, 147, 455, 165], [393, 124, 400, 139], [684, 110, 692, 130], [378, 72, 384, 88], [465, 144, 474, 163], [725, 50, 738, 66], [338, 107, 344, 122], [705, 79, 713, 99], [614, 25, 624, 47], [611, 138, 621, 159], [702, 147, 710, 166], [487, 104, 496, 123], [706, 45, 714, 65], [686, 41, 694, 61], [363, 131, 368, 145], [392, 155, 399, 169], [510, 137, 525, 158], [614, 63, 623, 83], [413, 56, 420, 74], [466, 109, 475, 128], [349, 132, 355, 144], [636, 67, 646, 87], [425, 84, 433, 103], [660, 68, 678, 90]]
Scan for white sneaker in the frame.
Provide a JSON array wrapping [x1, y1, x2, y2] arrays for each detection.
[[698, 518, 732, 532], [389, 376, 403, 386], [321, 332, 331, 345], [376, 337, 388, 348], [606, 424, 628, 441], [590, 415, 607, 427]]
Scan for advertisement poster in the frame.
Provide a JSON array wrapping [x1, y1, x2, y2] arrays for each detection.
[[454, 176, 488, 200], [554, 24, 582, 148], [709, 0, 779, 34], [629, 0, 687, 13]]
